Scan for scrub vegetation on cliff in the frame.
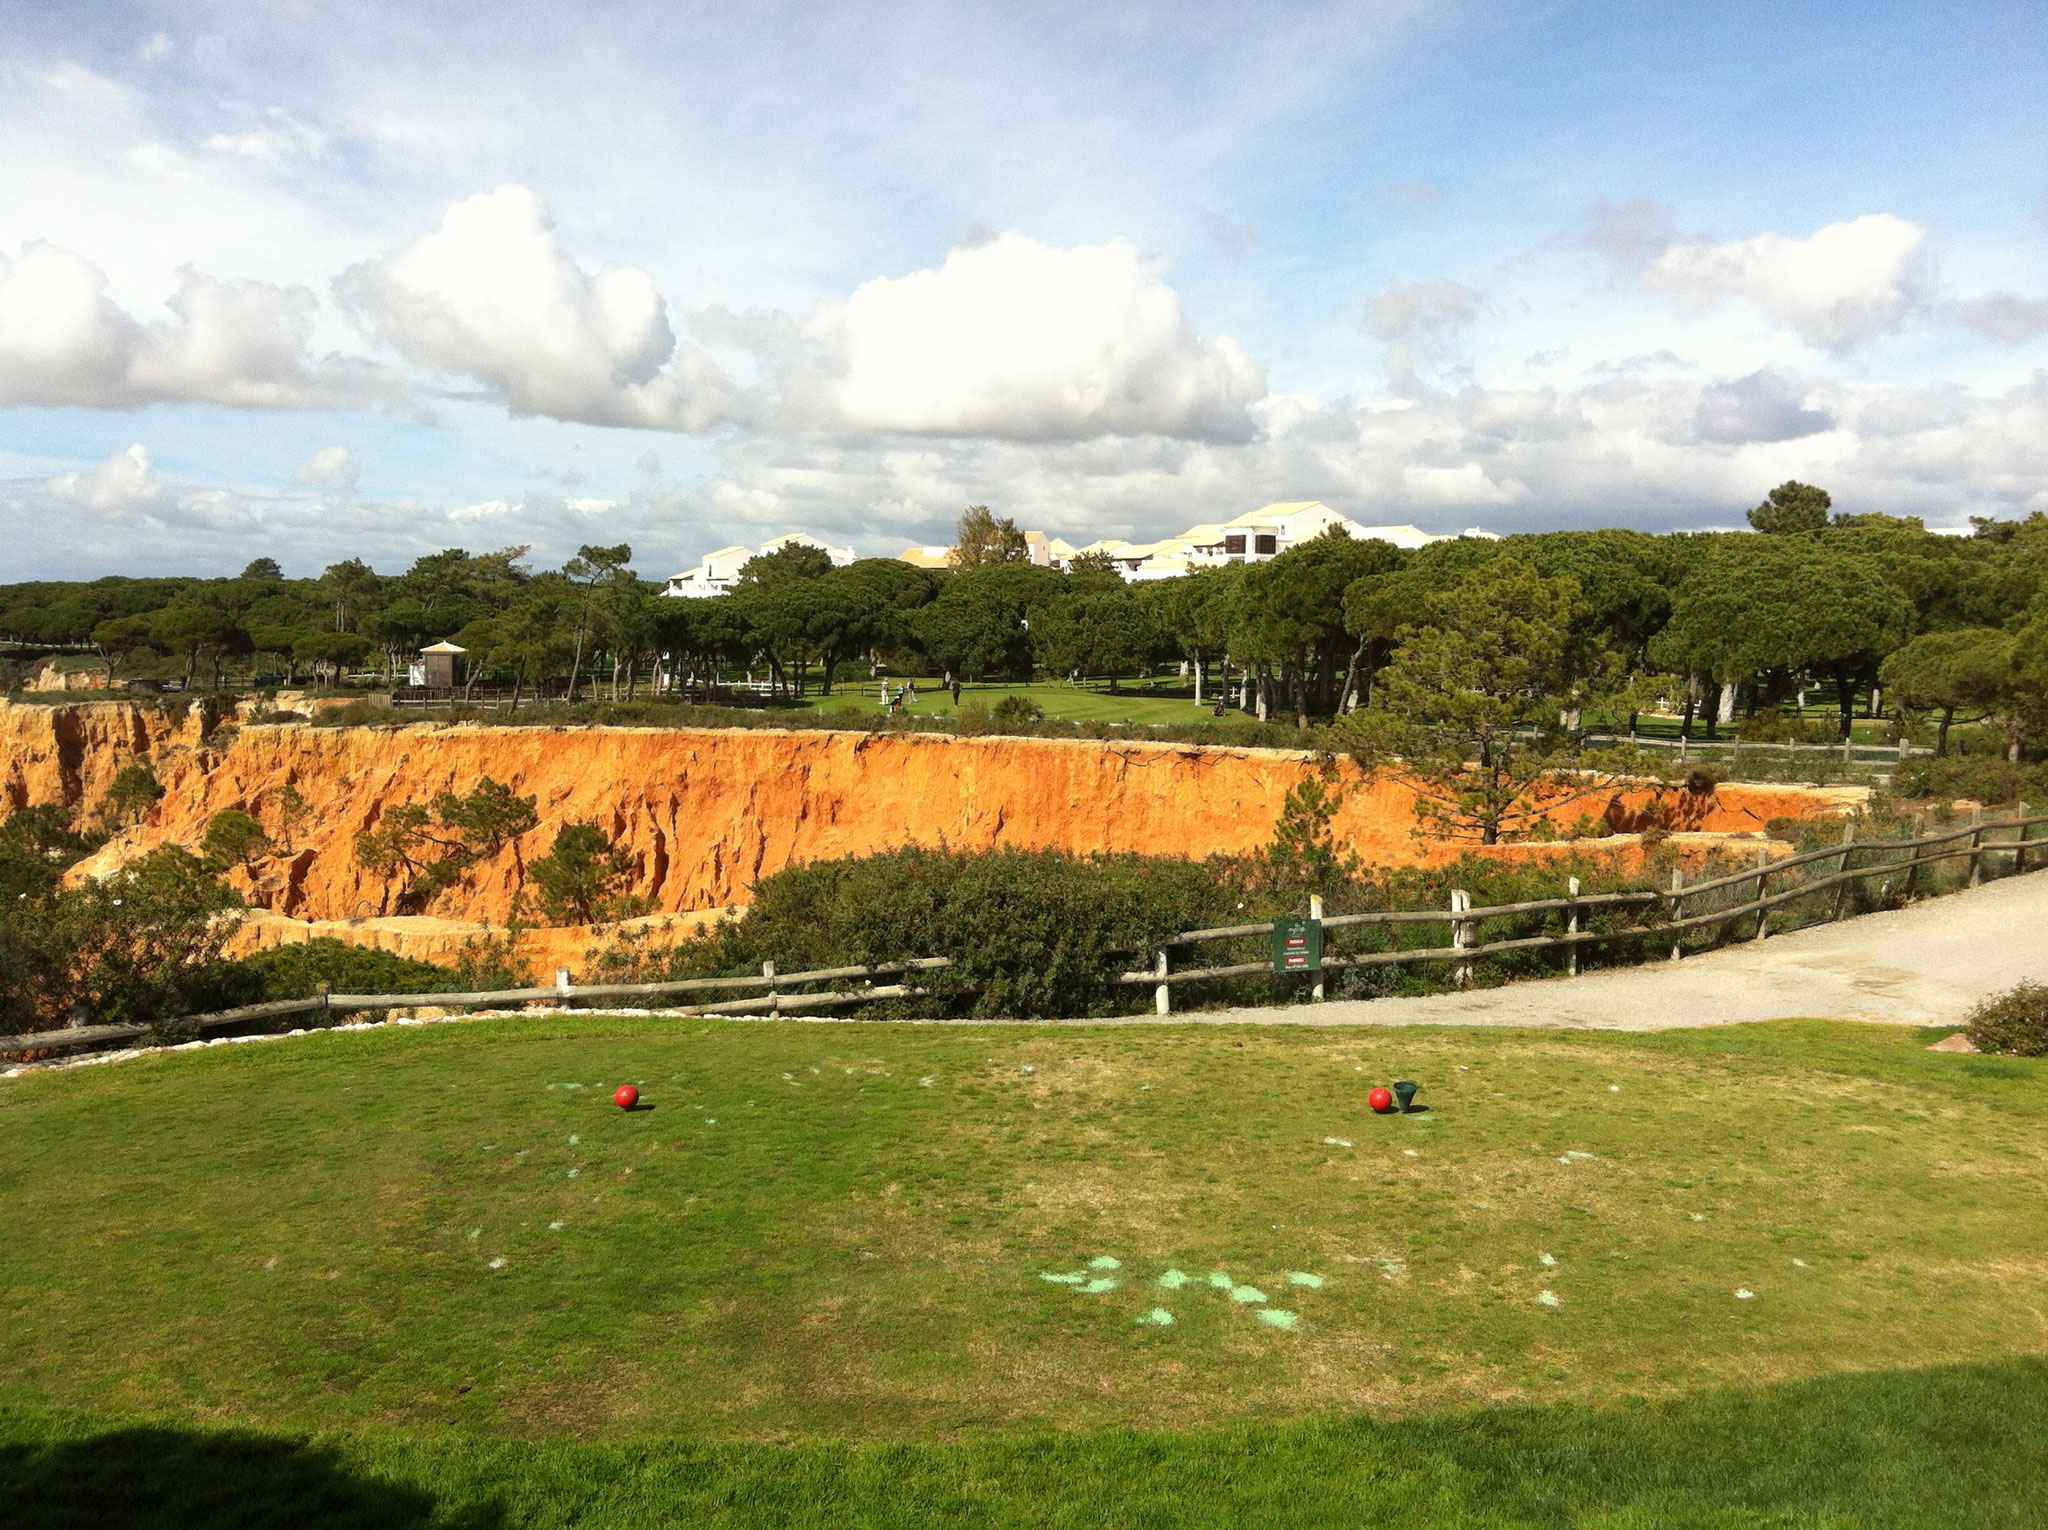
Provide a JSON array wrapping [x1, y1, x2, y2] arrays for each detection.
[[1, 1016, 2042, 1525]]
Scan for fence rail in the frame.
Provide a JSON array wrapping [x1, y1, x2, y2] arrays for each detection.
[[4, 811, 2041, 1059], [1121, 808, 2045, 1010]]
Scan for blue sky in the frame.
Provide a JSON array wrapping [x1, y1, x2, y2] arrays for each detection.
[[2, 0, 2045, 579]]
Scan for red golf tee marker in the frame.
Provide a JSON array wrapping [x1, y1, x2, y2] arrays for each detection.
[[613, 1085, 639, 1110]]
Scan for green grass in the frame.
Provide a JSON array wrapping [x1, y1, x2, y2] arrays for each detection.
[[2, 1017, 2043, 1523], [790, 674, 1234, 727]]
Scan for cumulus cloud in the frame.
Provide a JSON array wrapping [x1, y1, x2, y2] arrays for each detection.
[[1693, 368, 1836, 445], [47, 444, 168, 512], [0, 242, 393, 410], [789, 232, 1265, 441], [1954, 293, 2048, 343], [336, 185, 730, 431], [293, 445, 360, 493], [1589, 204, 1938, 351]]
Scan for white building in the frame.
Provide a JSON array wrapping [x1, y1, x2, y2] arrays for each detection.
[[663, 533, 856, 598], [1083, 502, 1497, 581]]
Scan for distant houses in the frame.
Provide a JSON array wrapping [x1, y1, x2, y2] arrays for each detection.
[[906, 502, 1498, 580], [662, 533, 856, 598], [676, 503, 1497, 593]]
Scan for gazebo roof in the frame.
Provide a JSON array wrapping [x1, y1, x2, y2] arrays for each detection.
[[419, 641, 468, 655]]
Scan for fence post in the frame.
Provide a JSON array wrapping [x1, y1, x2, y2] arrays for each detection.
[[2021, 804, 2034, 875], [1753, 845, 1772, 941], [1831, 820, 1857, 921], [1668, 868, 1685, 961], [1566, 876, 1580, 977], [317, 981, 331, 1016], [1904, 814, 1929, 898], [1154, 949, 1171, 1016], [1730, 736, 1741, 778], [763, 959, 777, 1015], [554, 967, 571, 1003], [1310, 893, 1325, 1001], [1450, 889, 1473, 986], [1969, 804, 1985, 887]]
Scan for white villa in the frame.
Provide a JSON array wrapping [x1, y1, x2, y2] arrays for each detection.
[[662, 533, 856, 598], [1049, 502, 1499, 580]]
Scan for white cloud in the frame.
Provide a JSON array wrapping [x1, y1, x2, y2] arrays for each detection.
[[47, 443, 168, 512], [0, 242, 393, 409], [1368, 279, 1479, 395], [793, 232, 1265, 441], [1954, 292, 2048, 343], [1401, 462, 1525, 505], [293, 445, 359, 492], [335, 185, 730, 431], [1692, 369, 1836, 445], [1640, 213, 1936, 352]]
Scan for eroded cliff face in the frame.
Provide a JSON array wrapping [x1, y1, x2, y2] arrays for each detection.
[[5, 701, 1855, 930]]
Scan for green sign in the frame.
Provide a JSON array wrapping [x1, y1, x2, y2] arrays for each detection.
[[1271, 917, 1322, 973]]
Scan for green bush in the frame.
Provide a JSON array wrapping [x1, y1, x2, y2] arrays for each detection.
[[1965, 981, 2048, 1057], [223, 939, 459, 1001], [1890, 755, 2047, 806], [671, 846, 1235, 1018], [991, 694, 1045, 722]]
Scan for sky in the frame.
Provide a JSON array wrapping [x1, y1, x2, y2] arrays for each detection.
[[2, 0, 2046, 581]]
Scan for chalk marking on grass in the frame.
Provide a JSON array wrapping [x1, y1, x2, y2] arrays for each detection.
[[1135, 1308, 1174, 1326], [1539, 1253, 1557, 1267], [1538, 1290, 1560, 1307], [1082, 1277, 1118, 1294], [1284, 1272, 1323, 1288], [487, 1257, 507, 1270], [1040, 1272, 1087, 1285], [1088, 1255, 1121, 1270], [1230, 1285, 1267, 1304], [1254, 1309, 1297, 1329], [1157, 1269, 1190, 1289], [1735, 1288, 1755, 1299], [1208, 1272, 1234, 1289]]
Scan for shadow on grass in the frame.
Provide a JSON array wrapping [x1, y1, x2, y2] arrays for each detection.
[[0, 1423, 503, 1530], [4, 1359, 2045, 1526]]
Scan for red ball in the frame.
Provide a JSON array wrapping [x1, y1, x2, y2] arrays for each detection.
[[1368, 1086, 1394, 1114], [613, 1084, 639, 1110]]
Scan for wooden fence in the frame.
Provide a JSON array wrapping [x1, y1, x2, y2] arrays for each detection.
[[1118, 807, 2046, 1014], [4, 809, 2041, 1058]]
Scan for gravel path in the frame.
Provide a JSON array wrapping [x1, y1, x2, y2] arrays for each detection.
[[1061, 870, 2048, 1032]]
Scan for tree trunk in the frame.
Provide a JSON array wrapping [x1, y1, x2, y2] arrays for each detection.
[[1193, 652, 1203, 705], [1335, 633, 1369, 714], [1255, 662, 1269, 723], [1293, 658, 1309, 730], [1936, 706, 1953, 757]]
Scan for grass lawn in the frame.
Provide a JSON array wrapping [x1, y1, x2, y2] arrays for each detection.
[[2, 1017, 2043, 1525], [787, 674, 1238, 728]]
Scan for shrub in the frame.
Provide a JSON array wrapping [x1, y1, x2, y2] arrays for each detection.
[[523, 822, 651, 926], [103, 763, 164, 826], [992, 694, 1045, 722], [218, 939, 459, 1002], [670, 846, 1236, 1018], [201, 809, 272, 870], [1889, 755, 2047, 806], [1965, 981, 2048, 1057]]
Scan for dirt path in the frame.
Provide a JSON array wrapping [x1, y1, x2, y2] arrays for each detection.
[[1066, 871, 2048, 1032]]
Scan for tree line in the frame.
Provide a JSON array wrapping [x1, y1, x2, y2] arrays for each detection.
[[3, 486, 2046, 759]]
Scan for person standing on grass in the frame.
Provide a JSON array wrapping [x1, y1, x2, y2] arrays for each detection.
[[950, 675, 962, 705], [905, 679, 917, 705]]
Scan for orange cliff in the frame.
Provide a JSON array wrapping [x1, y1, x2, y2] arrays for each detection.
[[3, 700, 1859, 937]]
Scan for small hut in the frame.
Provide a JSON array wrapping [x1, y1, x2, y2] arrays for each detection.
[[415, 641, 468, 690]]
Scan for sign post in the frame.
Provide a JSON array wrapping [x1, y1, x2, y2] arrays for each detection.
[[1271, 916, 1322, 974]]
